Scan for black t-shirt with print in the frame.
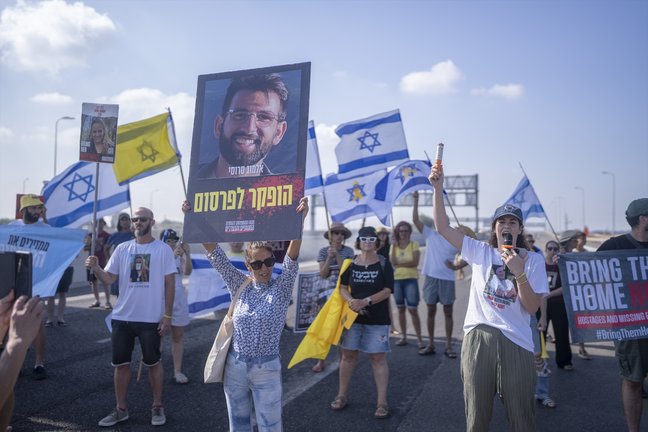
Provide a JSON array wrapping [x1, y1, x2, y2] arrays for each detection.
[[597, 234, 648, 251], [545, 262, 563, 304], [341, 260, 394, 325]]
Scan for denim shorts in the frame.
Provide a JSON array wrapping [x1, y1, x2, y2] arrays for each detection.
[[111, 320, 161, 366], [393, 278, 420, 308], [340, 324, 391, 354], [423, 276, 455, 305]]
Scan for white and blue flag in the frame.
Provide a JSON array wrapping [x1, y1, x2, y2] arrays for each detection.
[[305, 121, 324, 196], [324, 169, 387, 224], [334, 109, 409, 177], [371, 160, 434, 225], [504, 175, 546, 221], [0, 225, 85, 297], [187, 253, 282, 318], [42, 162, 131, 228]]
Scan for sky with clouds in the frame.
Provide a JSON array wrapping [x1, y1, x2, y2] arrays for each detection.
[[0, 0, 646, 232]]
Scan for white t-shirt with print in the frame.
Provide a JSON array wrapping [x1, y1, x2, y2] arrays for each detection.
[[421, 225, 458, 281], [106, 239, 176, 323], [461, 236, 548, 352]]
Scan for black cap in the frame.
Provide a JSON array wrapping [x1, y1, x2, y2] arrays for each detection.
[[160, 229, 179, 242], [492, 204, 523, 224], [358, 226, 377, 238]]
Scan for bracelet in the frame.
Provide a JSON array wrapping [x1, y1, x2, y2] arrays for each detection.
[[163, 314, 172, 319], [516, 272, 527, 280]]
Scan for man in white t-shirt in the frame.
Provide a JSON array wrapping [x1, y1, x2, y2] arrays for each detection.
[[413, 191, 470, 358], [86, 207, 176, 428], [429, 165, 548, 432]]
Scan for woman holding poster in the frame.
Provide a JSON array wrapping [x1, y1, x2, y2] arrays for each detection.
[[182, 197, 308, 432], [428, 163, 548, 432]]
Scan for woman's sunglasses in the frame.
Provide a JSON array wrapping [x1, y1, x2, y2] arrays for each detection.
[[248, 257, 276, 270], [547, 246, 559, 252]]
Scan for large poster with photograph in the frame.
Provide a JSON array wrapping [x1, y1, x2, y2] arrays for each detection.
[[559, 250, 648, 342], [79, 103, 119, 164], [294, 268, 340, 332], [183, 63, 311, 243]]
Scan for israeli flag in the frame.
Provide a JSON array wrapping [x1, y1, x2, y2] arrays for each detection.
[[187, 254, 282, 318], [371, 160, 434, 225], [41, 162, 130, 228], [0, 226, 85, 297], [504, 175, 546, 220], [334, 109, 409, 177], [324, 169, 387, 224], [305, 121, 324, 196]]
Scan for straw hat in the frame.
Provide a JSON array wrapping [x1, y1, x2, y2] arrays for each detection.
[[323, 222, 352, 240]]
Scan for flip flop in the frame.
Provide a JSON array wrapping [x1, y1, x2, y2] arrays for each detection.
[[311, 362, 325, 373], [395, 338, 408, 346], [444, 348, 457, 359], [418, 346, 436, 356], [330, 395, 348, 411], [374, 404, 389, 419]]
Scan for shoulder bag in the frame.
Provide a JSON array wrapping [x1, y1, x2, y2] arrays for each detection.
[[204, 278, 251, 383]]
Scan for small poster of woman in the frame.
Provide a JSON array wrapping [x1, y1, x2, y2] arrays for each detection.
[[79, 103, 119, 163]]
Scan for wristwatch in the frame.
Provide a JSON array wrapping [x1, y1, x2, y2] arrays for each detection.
[[365, 297, 373, 306]]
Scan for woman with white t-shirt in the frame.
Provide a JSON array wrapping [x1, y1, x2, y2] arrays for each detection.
[[428, 164, 548, 432]]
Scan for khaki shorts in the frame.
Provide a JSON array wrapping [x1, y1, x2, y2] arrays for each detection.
[[423, 276, 455, 305], [615, 338, 648, 383]]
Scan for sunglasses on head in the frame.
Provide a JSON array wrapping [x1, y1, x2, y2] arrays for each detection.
[[131, 217, 149, 223], [359, 237, 377, 243], [248, 257, 276, 270], [547, 246, 559, 251]]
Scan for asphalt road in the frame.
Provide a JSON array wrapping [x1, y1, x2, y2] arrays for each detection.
[[10, 255, 648, 431]]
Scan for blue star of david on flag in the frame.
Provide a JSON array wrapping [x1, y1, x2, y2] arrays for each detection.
[[346, 182, 366, 203], [63, 172, 95, 202], [357, 130, 381, 153], [394, 163, 422, 185]]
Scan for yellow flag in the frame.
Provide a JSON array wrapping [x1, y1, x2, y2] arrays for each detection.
[[113, 112, 179, 184], [288, 259, 357, 368]]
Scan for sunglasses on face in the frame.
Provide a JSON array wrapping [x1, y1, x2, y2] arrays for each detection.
[[398, 230, 411, 233], [119, 217, 130, 222], [359, 237, 377, 243], [331, 231, 345, 236], [248, 257, 276, 270], [131, 217, 149, 223], [547, 247, 559, 251]]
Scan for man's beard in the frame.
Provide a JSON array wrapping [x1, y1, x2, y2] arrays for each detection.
[[219, 132, 271, 166], [24, 210, 40, 223], [135, 224, 151, 237]]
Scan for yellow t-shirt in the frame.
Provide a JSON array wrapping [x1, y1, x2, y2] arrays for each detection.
[[391, 241, 419, 280]]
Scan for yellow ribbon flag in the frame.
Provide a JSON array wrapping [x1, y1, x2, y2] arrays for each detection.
[[113, 112, 180, 184], [288, 259, 358, 368]]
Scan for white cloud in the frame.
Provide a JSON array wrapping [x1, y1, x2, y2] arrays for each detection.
[[0, 0, 116, 75], [332, 70, 348, 78], [0, 126, 14, 142], [314, 123, 339, 175], [108, 88, 196, 154], [400, 60, 463, 95], [31, 92, 73, 104], [471, 83, 524, 100]]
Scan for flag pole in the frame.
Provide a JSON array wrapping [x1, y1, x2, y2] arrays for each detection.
[[310, 127, 332, 235], [424, 150, 461, 227], [518, 162, 560, 242], [90, 163, 100, 257], [167, 108, 187, 198]]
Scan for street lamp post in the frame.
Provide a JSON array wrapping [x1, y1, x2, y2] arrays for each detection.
[[553, 196, 565, 231], [575, 186, 586, 229], [22, 177, 29, 193], [54, 116, 75, 177], [602, 171, 616, 234]]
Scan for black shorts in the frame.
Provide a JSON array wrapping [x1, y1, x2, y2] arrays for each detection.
[[111, 320, 161, 367], [56, 267, 74, 294]]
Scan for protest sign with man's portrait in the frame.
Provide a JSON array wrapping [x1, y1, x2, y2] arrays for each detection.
[[183, 63, 310, 243]]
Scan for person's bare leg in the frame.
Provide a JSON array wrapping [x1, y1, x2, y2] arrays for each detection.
[[443, 304, 454, 350], [426, 304, 437, 349], [114, 364, 131, 410], [46, 298, 56, 323], [171, 326, 185, 375], [398, 307, 407, 343], [337, 349, 359, 398], [91, 281, 100, 304], [148, 362, 164, 407], [409, 308, 423, 346], [57, 293, 67, 322], [368, 353, 389, 407], [621, 379, 643, 432]]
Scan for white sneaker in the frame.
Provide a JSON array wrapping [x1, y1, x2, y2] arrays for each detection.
[[151, 406, 166, 426], [98, 408, 129, 427]]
